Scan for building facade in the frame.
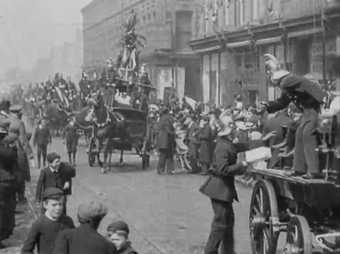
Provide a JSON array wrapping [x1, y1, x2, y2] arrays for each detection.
[[190, 0, 340, 106], [82, 0, 201, 100]]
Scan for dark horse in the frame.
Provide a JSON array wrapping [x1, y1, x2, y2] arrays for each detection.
[[74, 93, 128, 173], [44, 102, 70, 136]]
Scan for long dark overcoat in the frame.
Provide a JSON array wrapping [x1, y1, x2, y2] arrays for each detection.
[[52, 224, 116, 254], [199, 124, 212, 164], [0, 143, 17, 241], [156, 113, 174, 151]]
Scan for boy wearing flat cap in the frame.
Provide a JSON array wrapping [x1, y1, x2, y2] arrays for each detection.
[[36, 153, 76, 214], [22, 187, 74, 254], [107, 220, 137, 254], [53, 201, 116, 254]]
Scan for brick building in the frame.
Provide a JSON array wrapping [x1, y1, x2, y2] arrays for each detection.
[[190, 0, 340, 107], [82, 0, 201, 100]]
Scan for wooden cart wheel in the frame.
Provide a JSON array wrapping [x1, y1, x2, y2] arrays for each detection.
[[283, 215, 312, 254], [249, 180, 279, 254]]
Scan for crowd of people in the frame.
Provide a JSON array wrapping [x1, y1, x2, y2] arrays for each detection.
[[0, 52, 337, 254]]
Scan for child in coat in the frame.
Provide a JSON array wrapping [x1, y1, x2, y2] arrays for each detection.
[[106, 220, 137, 254]]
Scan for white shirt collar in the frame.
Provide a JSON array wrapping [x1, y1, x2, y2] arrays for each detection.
[[49, 167, 58, 173]]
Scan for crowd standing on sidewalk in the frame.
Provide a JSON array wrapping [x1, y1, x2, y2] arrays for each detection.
[[0, 52, 331, 254]]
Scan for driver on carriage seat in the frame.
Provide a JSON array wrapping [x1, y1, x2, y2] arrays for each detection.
[[261, 54, 326, 179]]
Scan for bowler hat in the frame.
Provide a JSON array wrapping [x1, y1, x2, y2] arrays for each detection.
[[43, 187, 64, 200]]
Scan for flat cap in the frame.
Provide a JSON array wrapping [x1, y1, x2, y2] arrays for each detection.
[[77, 201, 107, 222], [43, 187, 64, 200], [47, 152, 61, 163], [9, 104, 23, 112], [107, 220, 129, 235]]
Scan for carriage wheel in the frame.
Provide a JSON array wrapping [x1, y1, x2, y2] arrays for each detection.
[[283, 215, 312, 254], [249, 180, 279, 254]]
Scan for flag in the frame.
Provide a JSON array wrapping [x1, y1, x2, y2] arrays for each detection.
[[55, 86, 69, 108]]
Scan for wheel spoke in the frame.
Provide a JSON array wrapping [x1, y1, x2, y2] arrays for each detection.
[[293, 225, 298, 243], [262, 229, 269, 254], [252, 206, 261, 216], [259, 188, 265, 213]]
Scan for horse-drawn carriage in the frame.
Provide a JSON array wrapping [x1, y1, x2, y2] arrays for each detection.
[[86, 105, 149, 170], [248, 95, 340, 254]]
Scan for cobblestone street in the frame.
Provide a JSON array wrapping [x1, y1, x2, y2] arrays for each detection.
[[1, 138, 289, 254]]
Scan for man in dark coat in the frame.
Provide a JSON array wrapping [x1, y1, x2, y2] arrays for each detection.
[[199, 115, 213, 175], [156, 108, 175, 174], [200, 113, 254, 254], [184, 114, 200, 173], [52, 201, 116, 254], [0, 126, 17, 248], [262, 109, 292, 168], [63, 117, 79, 166], [33, 119, 51, 168], [262, 54, 326, 178]]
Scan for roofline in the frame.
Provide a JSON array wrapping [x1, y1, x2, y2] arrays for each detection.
[[190, 10, 340, 52]]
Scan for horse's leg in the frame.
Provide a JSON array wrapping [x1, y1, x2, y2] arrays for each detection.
[[119, 150, 124, 165], [108, 150, 112, 172]]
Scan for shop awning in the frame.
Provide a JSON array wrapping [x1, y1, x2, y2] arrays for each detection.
[[192, 45, 222, 53], [288, 27, 323, 38], [256, 36, 282, 45], [226, 40, 251, 48]]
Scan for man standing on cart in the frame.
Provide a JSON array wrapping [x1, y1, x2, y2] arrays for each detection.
[[261, 54, 325, 179]]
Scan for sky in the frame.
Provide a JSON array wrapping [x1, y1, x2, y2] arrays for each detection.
[[0, 0, 92, 76]]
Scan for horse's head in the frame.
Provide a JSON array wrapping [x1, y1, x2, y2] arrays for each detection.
[[84, 106, 96, 123]]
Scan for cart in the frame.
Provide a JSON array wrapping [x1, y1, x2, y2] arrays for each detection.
[[248, 168, 340, 254], [87, 107, 150, 169]]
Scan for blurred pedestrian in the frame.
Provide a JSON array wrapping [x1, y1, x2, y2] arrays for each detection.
[[107, 220, 137, 254], [156, 107, 175, 174], [53, 201, 116, 254], [33, 119, 51, 168], [21, 188, 74, 254], [8, 104, 33, 204], [35, 153, 76, 215], [63, 117, 79, 166], [184, 114, 200, 173], [199, 115, 213, 175], [200, 114, 250, 254], [0, 125, 17, 248]]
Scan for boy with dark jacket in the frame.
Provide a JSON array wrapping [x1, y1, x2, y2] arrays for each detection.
[[35, 153, 76, 214], [22, 188, 74, 254]]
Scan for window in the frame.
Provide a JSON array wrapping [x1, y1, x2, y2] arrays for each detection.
[[252, 0, 259, 22], [225, 1, 230, 26], [248, 90, 258, 106]]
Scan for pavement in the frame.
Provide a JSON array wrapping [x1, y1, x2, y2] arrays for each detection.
[[0, 136, 282, 254]]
